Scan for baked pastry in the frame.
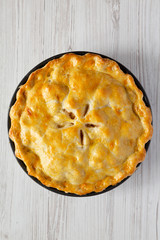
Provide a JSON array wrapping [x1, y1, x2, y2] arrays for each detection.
[[9, 53, 153, 195]]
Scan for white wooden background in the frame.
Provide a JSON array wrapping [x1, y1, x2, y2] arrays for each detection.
[[0, 0, 159, 239]]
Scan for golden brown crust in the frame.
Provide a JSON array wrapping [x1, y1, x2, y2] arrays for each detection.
[[9, 53, 153, 195]]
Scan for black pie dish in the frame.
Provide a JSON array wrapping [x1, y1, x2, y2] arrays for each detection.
[[8, 51, 152, 197]]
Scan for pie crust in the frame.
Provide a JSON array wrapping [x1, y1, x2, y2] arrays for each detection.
[[9, 53, 153, 195]]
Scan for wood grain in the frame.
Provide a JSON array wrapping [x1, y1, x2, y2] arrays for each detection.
[[0, 0, 159, 239]]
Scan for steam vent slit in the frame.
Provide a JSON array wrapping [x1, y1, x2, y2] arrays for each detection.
[[80, 129, 84, 146], [83, 104, 89, 117]]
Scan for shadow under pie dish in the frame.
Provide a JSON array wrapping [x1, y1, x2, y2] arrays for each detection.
[[8, 52, 153, 196]]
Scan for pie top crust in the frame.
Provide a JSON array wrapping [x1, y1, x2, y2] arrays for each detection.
[[9, 53, 153, 195]]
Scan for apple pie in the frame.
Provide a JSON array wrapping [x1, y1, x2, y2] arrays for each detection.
[[9, 53, 153, 195]]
